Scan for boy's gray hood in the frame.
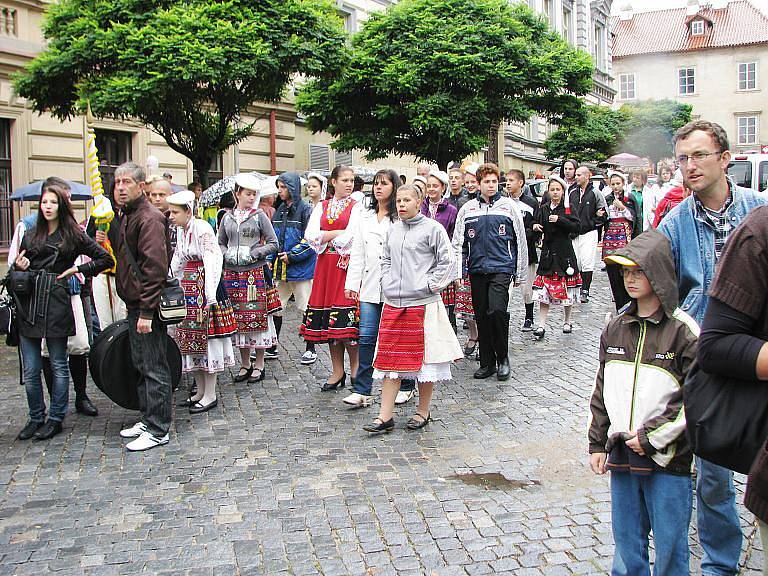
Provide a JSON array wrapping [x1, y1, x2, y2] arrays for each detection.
[[608, 229, 679, 317]]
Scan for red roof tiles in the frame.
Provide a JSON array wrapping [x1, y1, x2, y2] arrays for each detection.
[[611, 1, 768, 58]]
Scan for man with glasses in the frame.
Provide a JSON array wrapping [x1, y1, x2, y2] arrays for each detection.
[[659, 120, 766, 576]]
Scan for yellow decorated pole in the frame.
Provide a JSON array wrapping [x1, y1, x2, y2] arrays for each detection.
[[86, 106, 116, 273]]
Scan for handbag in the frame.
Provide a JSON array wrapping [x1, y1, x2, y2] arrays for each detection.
[[123, 243, 186, 325], [684, 357, 768, 474], [9, 270, 35, 295]]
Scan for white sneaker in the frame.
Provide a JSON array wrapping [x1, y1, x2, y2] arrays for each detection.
[[395, 389, 416, 405], [343, 392, 372, 407], [300, 350, 317, 365], [119, 421, 147, 439], [126, 431, 169, 452]]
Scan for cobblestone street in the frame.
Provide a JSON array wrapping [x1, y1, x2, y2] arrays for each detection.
[[0, 272, 763, 575]]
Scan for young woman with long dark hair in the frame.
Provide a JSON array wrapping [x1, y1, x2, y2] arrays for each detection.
[[301, 165, 361, 391], [12, 178, 112, 440]]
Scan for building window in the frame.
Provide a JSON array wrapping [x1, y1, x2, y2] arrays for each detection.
[[690, 19, 705, 36], [619, 73, 636, 100], [338, 5, 357, 34], [737, 116, 758, 145], [94, 129, 132, 200], [309, 144, 330, 171], [678, 68, 696, 95], [593, 23, 606, 71], [526, 115, 539, 141], [543, 0, 555, 27], [0, 119, 11, 248], [562, 5, 573, 44], [738, 62, 757, 91]]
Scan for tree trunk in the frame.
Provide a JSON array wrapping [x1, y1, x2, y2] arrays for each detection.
[[193, 156, 213, 189]]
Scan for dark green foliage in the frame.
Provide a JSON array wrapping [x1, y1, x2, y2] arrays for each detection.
[[297, 0, 594, 169], [14, 0, 348, 185]]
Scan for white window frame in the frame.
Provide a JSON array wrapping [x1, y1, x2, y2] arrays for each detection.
[[338, 4, 357, 35], [678, 67, 696, 96], [737, 115, 759, 146], [593, 23, 607, 71], [738, 62, 758, 91], [619, 73, 636, 100], [562, 4, 573, 44], [691, 19, 705, 36]]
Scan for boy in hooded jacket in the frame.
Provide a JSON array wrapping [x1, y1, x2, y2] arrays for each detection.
[[268, 172, 318, 364], [587, 229, 698, 576]]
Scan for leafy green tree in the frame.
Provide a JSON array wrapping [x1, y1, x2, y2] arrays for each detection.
[[620, 99, 692, 164], [544, 105, 629, 164], [14, 0, 348, 186], [297, 0, 594, 170], [545, 99, 692, 164]]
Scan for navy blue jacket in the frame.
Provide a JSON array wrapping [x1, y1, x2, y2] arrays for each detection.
[[270, 172, 316, 282], [452, 192, 528, 282]]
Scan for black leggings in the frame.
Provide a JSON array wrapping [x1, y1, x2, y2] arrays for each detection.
[[606, 264, 631, 312]]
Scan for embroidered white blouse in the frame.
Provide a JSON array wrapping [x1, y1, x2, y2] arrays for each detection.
[[171, 218, 222, 305]]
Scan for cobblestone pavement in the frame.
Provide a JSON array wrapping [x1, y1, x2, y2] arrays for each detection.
[[0, 270, 763, 575]]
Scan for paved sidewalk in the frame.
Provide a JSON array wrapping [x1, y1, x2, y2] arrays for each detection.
[[0, 271, 763, 575]]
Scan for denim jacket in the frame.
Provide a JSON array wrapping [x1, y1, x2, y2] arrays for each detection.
[[658, 178, 766, 324]]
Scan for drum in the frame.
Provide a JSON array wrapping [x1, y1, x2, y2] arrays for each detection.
[[89, 319, 182, 410]]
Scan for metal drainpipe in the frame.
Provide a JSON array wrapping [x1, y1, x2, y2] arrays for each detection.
[[269, 110, 277, 176]]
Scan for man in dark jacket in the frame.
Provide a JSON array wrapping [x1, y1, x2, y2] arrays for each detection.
[[114, 162, 173, 452], [267, 172, 317, 364], [569, 165, 607, 303]]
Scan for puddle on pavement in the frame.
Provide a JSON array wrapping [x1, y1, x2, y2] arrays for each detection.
[[446, 471, 541, 491]]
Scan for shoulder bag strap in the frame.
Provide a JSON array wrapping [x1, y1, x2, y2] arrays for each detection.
[[123, 240, 145, 283]]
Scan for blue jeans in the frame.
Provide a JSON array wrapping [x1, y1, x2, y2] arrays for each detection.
[[696, 457, 742, 575], [610, 471, 692, 576], [20, 335, 69, 423], [353, 302, 414, 395]]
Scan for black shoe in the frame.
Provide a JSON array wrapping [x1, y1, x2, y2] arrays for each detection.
[[521, 318, 534, 332], [580, 290, 589, 304], [497, 358, 511, 381], [363, 417, 394, 434], [177, 397, 197, 407], [33, 420, 62, 440], [17, 420, 44, 440], [473, 365, 496, 379], [248, 367, 265, 384], [533, 327, 546, 341], [75, 396, 99, 417], [264, 347, 279, 360], [406, 412, 431, 430], [321, 372, 346, 392], [233, 366, 253, 383], [189, 398, 218, 414]]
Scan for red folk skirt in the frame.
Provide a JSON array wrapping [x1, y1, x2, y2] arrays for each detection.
[[175, 261, 237, 355], [372, 304, 425, 372], [222, 266, 281, 334], [300, 248, 359, 342], [602, 218, 633, 260]]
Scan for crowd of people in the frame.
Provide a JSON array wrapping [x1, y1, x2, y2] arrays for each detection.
[[5, 119, 768, 574]]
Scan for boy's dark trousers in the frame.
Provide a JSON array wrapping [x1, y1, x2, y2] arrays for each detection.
[[470, 272, 511, 369]]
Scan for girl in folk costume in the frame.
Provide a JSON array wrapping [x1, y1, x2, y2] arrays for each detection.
[[364, 185, 462, 434], [602, 171, 640, 312], [531, 176, 582, 340], [301, 165, 361, 391], [218, 173, 280, 384], [169, 191, 237, 414], [421, 169, 458, 332], [343, 169, 416, 408]]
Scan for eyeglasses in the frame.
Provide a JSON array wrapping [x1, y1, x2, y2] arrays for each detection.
[[675, 151, 722, 166], [621, 267, 646, 279]]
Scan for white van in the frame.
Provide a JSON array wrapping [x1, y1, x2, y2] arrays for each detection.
[[727, 152, 768, 193]]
